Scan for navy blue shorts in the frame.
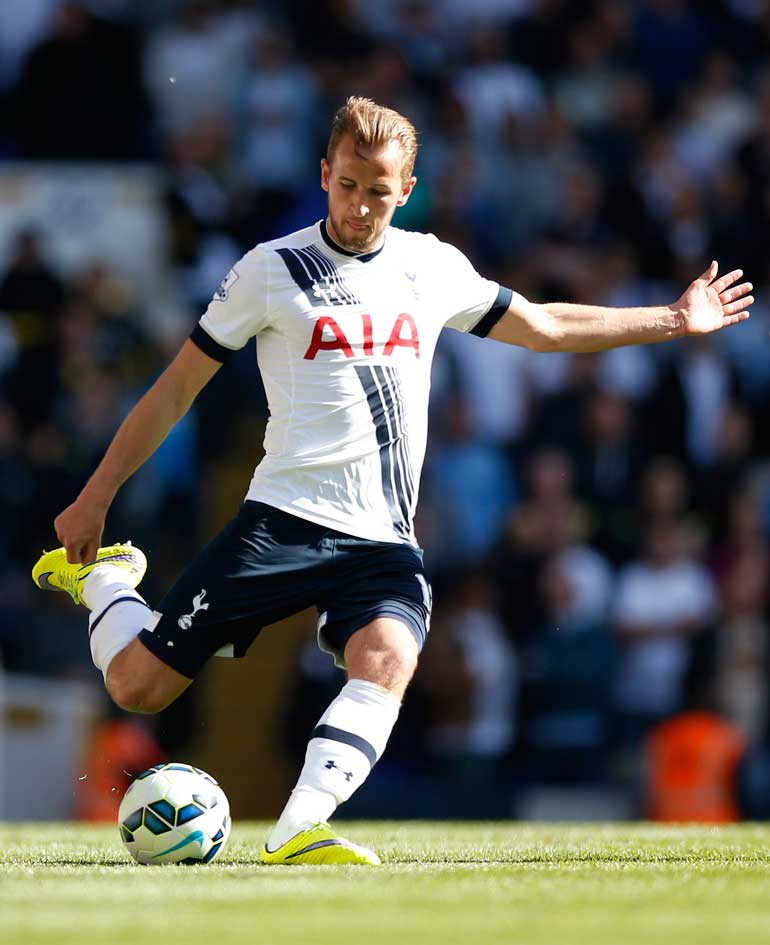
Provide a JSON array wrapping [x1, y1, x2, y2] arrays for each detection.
[[138, 501, 432, 679]]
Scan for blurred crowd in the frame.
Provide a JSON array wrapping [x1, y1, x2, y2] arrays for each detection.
[[2, 0, 770, 819]]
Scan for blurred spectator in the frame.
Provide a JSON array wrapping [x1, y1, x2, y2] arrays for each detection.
[[634, 0, 712, 108], [534, 161, 615, 299], [0, 228, 64, 427], [11, 2, 150, 159], [552, 12, 624, 133], [421, 394, 517, 570], [453, 27, 545, 145], [690, 554, 770, 746], [162, 116, 242, 309], [573, 390, 646, 564], [237, 26, 321, 196], [437, 329, 533, 447], [0, 404, 29, 566], [576, 390, 642, 508], [526, 353, 599, 456], [644, 708, 744, 822], [645, 335, 738, 469], [143, 0, 252, 140], [289, 0, 376, 65], [413, 571, 517, 816], [637, 456, 692, 525], [0, 0, 57, 92], [509, 0, 577, 76], [696, 401, 756, 533], [735, 71, 770, 211], [673, 50, 757, 182], [708, 488, 769, 583], [495, 447, 612, 641], [706, 162, 758, 278], [520, 556, 615, 784], [384, 1, 448, 84], [613, 519, 718, 744]]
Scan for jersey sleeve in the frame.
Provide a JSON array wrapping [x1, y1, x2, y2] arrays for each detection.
[[430, 240, 512, 337], [190, 247, 273, 362]]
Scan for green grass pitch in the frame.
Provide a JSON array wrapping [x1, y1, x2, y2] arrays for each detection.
[[3, 822, 770, 945]]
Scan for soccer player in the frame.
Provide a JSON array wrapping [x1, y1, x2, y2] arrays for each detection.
[[33, 97, 753, 864]]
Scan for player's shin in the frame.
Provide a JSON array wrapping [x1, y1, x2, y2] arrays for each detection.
[[83, 565, 151, 678], [267, 678, 401, 850]]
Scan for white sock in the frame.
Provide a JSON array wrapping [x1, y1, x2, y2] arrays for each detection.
[[82, 565, 151, 678], [267, 678, 401, 850]]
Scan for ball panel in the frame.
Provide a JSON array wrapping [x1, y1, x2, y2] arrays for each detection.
[[203, 842, 223, 863], [192, 792, 218, 809], [136, 765, 164, 780], [176, 803, 205, 825], [148, 800, 176, 825], [122, 809, 143, 832], [144, 810, 173, 835]]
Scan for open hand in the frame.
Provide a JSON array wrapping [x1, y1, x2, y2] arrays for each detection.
[[674, 261, 753, 335]]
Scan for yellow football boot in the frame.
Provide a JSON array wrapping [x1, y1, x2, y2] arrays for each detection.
[[32, 542, 147, 607], [261, 823, 381, 865]]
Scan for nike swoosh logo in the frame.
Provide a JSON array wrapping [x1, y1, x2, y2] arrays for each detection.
[[286, 838, 349, 858], [153, 830, 205, 859], [36, 572, 57, 590], [83, 553, 140, 572]]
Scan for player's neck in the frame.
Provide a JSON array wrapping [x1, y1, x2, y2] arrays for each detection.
[[321, 218, 386, 260]]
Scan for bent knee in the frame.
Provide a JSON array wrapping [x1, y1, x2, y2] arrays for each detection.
[[345, 623, 420, 695], [382, 643, 419, 680], [106, 664, 184, 714], [349, 647, 418, 697], [106, 674, 169, 714], [105, 640, 191, 714]]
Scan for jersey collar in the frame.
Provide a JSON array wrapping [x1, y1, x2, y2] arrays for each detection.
[[319, 219, 385, 262]]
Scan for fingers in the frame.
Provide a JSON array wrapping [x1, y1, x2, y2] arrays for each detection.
[[710, 267, 744, 293], [64, 541, 100, 565], [722, 296, 753, 317], [721, 310, 751, 327], [719, 280, 752, 304], [65, 544, 84, 565]]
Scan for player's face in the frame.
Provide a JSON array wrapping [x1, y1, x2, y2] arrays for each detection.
[[321, 134, 416, 252]]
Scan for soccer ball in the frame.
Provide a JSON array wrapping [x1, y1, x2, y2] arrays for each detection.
[[118, 763, 231, 865]]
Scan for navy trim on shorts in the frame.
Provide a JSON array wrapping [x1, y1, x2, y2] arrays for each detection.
[[319, 600, 427, 669], [470, 286, 513, 338]]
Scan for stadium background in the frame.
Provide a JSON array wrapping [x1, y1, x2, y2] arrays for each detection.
[[1, 0, 769, 824]]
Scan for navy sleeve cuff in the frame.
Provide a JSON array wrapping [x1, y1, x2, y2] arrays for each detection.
[[470, 286, 513, 338], [190, 323, 238, 362]]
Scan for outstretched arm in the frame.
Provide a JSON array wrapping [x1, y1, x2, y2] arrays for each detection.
[[55, 339, 222, 564], [488, 262, 753, 352]]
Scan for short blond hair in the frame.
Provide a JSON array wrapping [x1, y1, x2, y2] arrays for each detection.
[[327, 96, 418, 184]]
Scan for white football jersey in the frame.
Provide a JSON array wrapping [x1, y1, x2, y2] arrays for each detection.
[[192, 220, 511, 545]]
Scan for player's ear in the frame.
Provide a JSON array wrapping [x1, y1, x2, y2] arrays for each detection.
[[397, 176, 417, 207], [321, 158, 330, 192]]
